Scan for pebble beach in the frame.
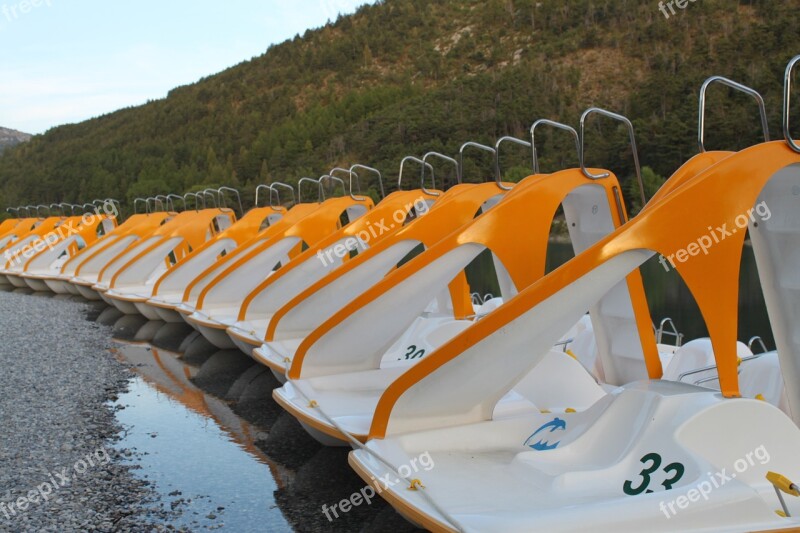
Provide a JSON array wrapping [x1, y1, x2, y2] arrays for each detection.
[[0, 290, 155, 532]]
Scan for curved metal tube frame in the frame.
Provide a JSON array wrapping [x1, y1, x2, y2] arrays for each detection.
[[270, 182, 296, 208], [784, 55, 800, 153], [298, 177, 323, 204], [579, 107, 646, 206], [458, 141, 497, 184], [530, 119, 581, 175], [218, 186, 243, 217], [350, 163, 386, 200], [495, 136, 533, 190], [398, 156, 437, 196], [422, 151, 461, 194], [698, 75, 769, 153]]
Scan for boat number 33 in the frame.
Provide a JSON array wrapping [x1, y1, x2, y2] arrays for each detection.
[[623, 452, 685, 496]]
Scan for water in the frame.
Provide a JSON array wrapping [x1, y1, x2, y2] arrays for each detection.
[[114, 379, 289, 530], [112, 346, 292, 531], [106, 318, 419, 533]]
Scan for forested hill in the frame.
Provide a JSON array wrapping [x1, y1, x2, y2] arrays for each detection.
[[0, 127, 31, 154], [1, 0, 798, 212]]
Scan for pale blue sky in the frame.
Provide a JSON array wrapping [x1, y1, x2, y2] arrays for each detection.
[[0, 0, 374, 134]]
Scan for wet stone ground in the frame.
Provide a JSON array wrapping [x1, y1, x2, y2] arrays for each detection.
[[0, 287, 422, 532]]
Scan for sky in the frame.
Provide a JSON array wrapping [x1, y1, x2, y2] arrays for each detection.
[[0, 0, 375, 134]]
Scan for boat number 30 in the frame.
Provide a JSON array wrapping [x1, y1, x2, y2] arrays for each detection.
[[402, 345, 425, 360], [623, 452, 685, 496]]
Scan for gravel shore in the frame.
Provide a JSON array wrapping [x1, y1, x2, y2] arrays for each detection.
[[0, 290, 154, 532]]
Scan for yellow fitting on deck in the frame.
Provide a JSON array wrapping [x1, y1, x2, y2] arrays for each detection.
[[408, 479, 425, 491], [767, 472, 800, 496]]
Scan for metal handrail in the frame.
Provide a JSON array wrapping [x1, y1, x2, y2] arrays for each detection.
[[748, 336, 769, 354], [218, 187, 243, 217], [698, 76, 770, 153], [398, 156, 437, 196], [677, 362, 718, 383], [156, 194, 176, 213], [145, 197, 157, 213], [422, 152, 461, 191], [656, 317, 684, 347], [319, 175, 347, 200], [133, 198, 148, 214], [580, 107, 645, 207], [255, 185, 273, 208], [50, 203, 64, 216], [6, 207, 19, 216], [495, 136, 532, 190], [350, 164, 385, 200], [201, 189, 218, 208], [36, 205, 50, 217], [298, 177, 323, 203], [695, 375, 721, 387], [152, 196, 167, 212], [677, 352, 764, 382], [104, 198, 122, 216], [329, 167, 355, 198], [183, 192, 200, 211], [459, 141, 497, 184], [530, 119, 581, 174], [167, 194, 186, 212], [270, 182, 296, 208], [784, 55, 800, 153]]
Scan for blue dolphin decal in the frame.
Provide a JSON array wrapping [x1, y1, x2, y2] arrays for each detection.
[[524, 417, 567, 451]]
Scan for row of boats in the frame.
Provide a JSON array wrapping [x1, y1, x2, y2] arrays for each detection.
[[3, 59, 800, 531]]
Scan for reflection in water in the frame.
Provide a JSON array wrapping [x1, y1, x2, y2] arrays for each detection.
[[110, 317, 420, 532], [114, 377, 291, 531]]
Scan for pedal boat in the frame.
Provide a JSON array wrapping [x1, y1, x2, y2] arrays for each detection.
[[226, 173, 442, 358], [182, 181, 374, 349], [106, 187, 287, 321], [255, 151, 518, 381], [348, 78, 800, 531], [273, 117, 677, 446], [98, 207, 237, 313]]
